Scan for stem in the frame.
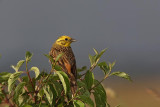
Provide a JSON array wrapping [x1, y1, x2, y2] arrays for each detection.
[[26, 61, 37, 103], [39, 97, 42, 107], [18, 78, 33, 99], [37, 66, 54, 92], [89, 69, 111, 91], [64, 94, 76, 106], [1, 87, 14, 107], [80, 63, 97, 78], [55, 90, 65, 104], [89, 78, 105, 91], [63, 87, 83, 106], [89, 64, 96, 72], [89, 58, 100, 72], [26, 62, 34, 90]]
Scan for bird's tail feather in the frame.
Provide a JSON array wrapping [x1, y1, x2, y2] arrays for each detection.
[[70, 76, 77, 96]]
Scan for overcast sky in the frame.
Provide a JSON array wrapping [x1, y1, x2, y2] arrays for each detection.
[[0, 0, 160, 79]]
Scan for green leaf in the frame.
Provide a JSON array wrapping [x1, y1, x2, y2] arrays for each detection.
[[77, 66, 87, 72], [0, 72, 11, 82], [89, 48, 107, 67], [57, 103, 64, 107], [110, 71, 132, 81], [52, 81, 63, 97], [93, 48, 98, 54], [93, 92, 103, 107], [8, 71, 23, 94], [93, 79, 107, 107], [30, 67, 40, 79], [14, 82, 26, 100], [85, 71, 94, 90], [98, 48, 107, 58], [36, 104, 49, 107], [77, 81, 87, 89], [44, 54, 55, 69], [48, 84, 57, 106], [77, 95, 94, 107], [25, 51, 33, 62], [16, 60, 25, 71], [47, 75, 59, 82], [93, 92, 107, 107], [22, 104, 32, 107], [25, 82, 33, 92], [93, 79, 106, 98], [55, 53, 63, 62], [77, 81, 90, 97], [98, 62, 106, 67], [44, 54, 55, 64], [111, 61, 116, 68], [98, 62, 110, 75], [109, 61, 116, 70], [54, 65, 62, 71], [89, 54, 95, 66], [56, 71, 70, 94], [73, 100, 85, 107], [43, 85, 53, 105], [22, 76, 29, 82], [11, 60, 25, 72], [38, 88, 44, 98], [11, 65, 17, 72], [95, 48, 107, 63], [18, 93, 30, 106]]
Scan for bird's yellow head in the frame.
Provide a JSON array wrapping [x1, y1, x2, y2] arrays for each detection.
[[55, 35, 76, 47]]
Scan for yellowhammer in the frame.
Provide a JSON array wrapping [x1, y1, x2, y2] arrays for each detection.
[[49, 35, 77, 94]]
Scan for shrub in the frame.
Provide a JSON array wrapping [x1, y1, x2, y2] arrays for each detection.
[[0, 48, 131, 107]]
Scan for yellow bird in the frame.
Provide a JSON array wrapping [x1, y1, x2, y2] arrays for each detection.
[[49, 35, 77, 94]]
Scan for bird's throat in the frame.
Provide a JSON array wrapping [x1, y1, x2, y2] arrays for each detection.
[[55, 41, 71, 47]]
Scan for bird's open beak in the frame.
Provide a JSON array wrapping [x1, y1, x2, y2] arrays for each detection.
[[71, 38, 77, 42]]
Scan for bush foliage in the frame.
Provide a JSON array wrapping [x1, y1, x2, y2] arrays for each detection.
[[0, 49, 131, 107]]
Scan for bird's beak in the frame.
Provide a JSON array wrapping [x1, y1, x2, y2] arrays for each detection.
[[71, 38, 77, 42]]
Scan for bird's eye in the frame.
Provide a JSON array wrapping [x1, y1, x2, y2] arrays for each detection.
[[65, 38, 68, 41]]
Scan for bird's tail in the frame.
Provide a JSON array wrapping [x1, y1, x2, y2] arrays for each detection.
[[68, 73, 78, 97]]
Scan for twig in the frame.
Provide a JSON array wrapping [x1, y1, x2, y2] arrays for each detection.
[[37, 68, 54, 92], [25, 61, 37, 103], [89, 78, 105, 91], [26, 62, 34, 91], [18, 78, 33, 99], [1, 87, 14, 107], [80, 63, 97, 78], [55, 90, 65, 104], [89, 69, 111, 91]]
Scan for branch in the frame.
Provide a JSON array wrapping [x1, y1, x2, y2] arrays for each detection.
[[1, 87, 14, 107], [80, 63, 97, 78], [37, 66, 54, 92], [26, 62, 34, 91], [89, 69, 111, 91], [18, 78, 33, 99], [89, 78, 105, 92], [25, 61, 37, 103]]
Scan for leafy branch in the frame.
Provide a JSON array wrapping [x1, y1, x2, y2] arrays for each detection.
[[0, 48, 131, 107]]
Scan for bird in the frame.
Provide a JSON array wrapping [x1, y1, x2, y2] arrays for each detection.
[[49, 35, 77, 95]]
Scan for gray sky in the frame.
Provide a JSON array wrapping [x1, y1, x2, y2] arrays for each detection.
[[0, 0, 160, 79]]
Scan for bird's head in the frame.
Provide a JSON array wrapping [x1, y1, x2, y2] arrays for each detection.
[[55, 35, 76, 47]]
